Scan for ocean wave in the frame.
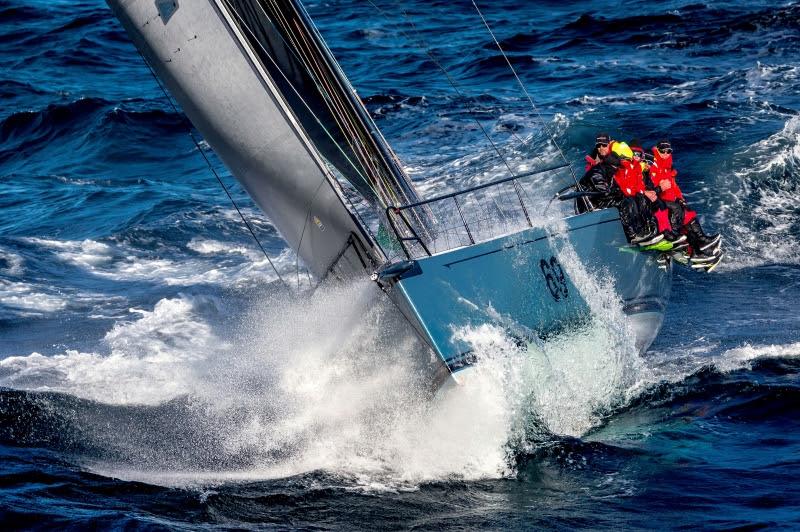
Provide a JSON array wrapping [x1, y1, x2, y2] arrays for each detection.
[[0, 246, 24, 277], [2, 277, 633, 486], [0, 295, 224, 405], [0, 3, 48, 24], [21, 235, 289, 288], [44, 12, 107, 37], [715, 115, 800, 270], [0, 97, 187, 152], [0, 285, 468, 486], [604, 342, 800, 429], [0, 279, 68, 314], [2, 291, 799, 491], [0, 97, 106, 143], [0, 79, 49, 99], [553, 4, 800, 51], [363, 92, 427, 117]]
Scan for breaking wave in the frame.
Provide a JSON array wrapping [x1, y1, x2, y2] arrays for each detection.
[[716, 115, 800, 269], [1, 274, 797, 490]]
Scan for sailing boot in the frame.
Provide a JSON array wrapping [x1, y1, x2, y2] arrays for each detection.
[[690, 250, 720, 265], [661, 229, 688, 246], [670, 239, 689, 253], [691, 253, 723, 272], [671, 249, 690, 265], [685, 219, 720, 255], [631, 225, 664, 247]]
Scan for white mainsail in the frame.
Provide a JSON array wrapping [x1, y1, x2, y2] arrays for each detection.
[[107, 0, 419, 279]]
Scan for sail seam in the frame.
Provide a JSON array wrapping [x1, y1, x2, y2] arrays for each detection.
[[219, 0, 375, 199]]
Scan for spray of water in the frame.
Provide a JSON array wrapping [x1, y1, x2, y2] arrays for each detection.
[[3, 115, 797, 487]]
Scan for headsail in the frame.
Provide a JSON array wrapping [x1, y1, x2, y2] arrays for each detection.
[[105, 0, 416, 279]]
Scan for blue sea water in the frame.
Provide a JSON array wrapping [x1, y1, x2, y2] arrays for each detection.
[[2, 0, 800, 528]]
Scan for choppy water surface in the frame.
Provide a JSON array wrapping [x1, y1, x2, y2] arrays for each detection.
[[2, 0, 800, 528]]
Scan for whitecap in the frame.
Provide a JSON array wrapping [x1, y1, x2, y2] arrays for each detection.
[[0, 279, 68, 313], [714, 115, 800, 270], [0, 295, 224, 405]]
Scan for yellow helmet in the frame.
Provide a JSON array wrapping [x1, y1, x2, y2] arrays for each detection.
[[612, 141, 633, 160]]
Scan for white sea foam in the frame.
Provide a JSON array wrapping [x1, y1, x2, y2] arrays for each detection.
[[504, 216, 648, 438], [2, 265, 798, 491], [0, 279, 68, 313], [0, 246, 25, 277], [744, 62, 800, 97], [646, 339, 800, 389], [0, 281, 524, 486], [187, 237, 251, 257], [715, 115, 800, 270], [0, 295, 223, 404], [712, 341, 800, 373], [572, 61, 799, 111], [22, 236, 291, 287]]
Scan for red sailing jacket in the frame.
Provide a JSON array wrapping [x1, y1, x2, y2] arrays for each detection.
[[613, 159, 645, 197], [650, 147, 683, 202]]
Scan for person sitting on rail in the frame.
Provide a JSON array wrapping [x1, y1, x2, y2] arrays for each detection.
[[608, 141, 664, 246], [629, 139, 686, 247], [584, 132, 613, 172], [649, 139, 720, 259], [578, 141, 662, 246]]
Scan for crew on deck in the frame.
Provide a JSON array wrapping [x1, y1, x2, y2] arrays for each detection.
[[579, 133, 722, 268], [647, 139, 720, 261], [579, 140, 662, 246], [584, 132, 613, 172]]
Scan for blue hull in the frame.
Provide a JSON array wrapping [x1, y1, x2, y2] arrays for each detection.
[[385, 209, 671, 386]]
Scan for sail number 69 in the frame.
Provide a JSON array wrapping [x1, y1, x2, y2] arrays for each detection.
[[539, 256, 569, 301]]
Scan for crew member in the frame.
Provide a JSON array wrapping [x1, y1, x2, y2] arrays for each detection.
[[650, 139, 720, 259], [630, 139, 685, 245], [579, 141, 662, 246], [609, 142, 662, 245], [584, 132, 613, 172]]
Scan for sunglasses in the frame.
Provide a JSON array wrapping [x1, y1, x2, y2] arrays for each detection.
[[596, 143, 609, 148], [658, 148, 673, 154]]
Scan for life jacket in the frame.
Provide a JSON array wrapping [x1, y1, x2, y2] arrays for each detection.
[[584, 154, 598, 172], [613, 159, 646, 197], [650, 147, 683, 202]]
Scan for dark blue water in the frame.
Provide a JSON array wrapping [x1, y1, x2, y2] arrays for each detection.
[[2, 0, 800, 528]]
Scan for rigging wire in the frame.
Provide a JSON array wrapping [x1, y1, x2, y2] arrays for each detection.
[[265, 0, 416, 211], [471, 0, 580, 189], [364, 0, 573, 227], [136, 49, 290, 288], [219, 0, 378, 200], [218, 0, 428, 243], [364, 0, 520, 181], [272, 2, 397, 202], [218, 0, 387, 283]]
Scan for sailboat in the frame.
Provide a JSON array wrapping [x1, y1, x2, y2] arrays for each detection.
[[106, 0, 671, 389]]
